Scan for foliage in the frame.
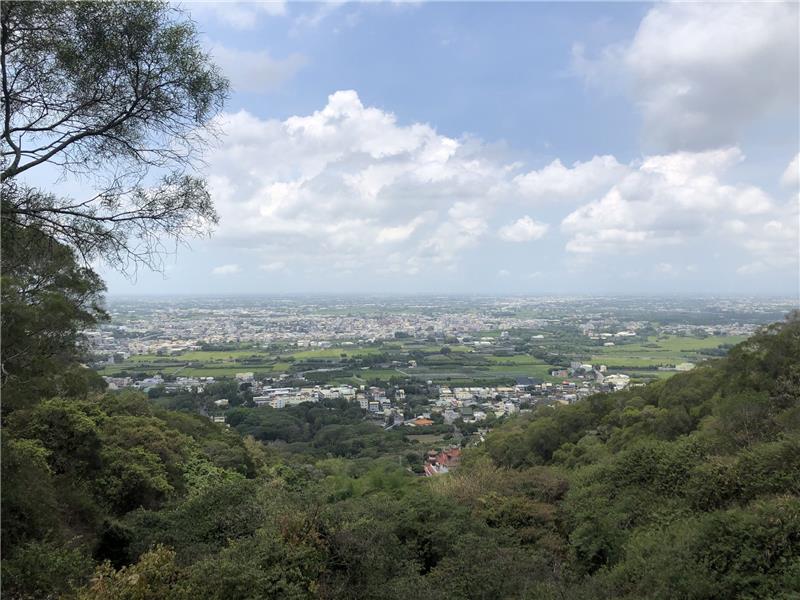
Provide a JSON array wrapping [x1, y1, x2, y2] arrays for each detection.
[[0, 217, 108, 408], [1, 0, 228, 270], [226, 399, 411, 459]]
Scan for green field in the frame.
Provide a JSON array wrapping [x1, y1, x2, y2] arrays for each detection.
[[97, 334, 745, 384], [289, 347, 384, 359], [590, 335, 744, 369]]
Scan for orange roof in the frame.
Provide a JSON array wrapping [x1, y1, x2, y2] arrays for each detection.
[[412, 417, 434, 426]]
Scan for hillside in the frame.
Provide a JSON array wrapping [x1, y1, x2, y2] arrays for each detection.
[[2, 314, 799, 599]]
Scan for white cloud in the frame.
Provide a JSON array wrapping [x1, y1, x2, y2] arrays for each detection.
[[561, 147, 777, 255], [513, 155, 627, 203], [291, 0, 414, 34], [655, 262, 675, 275], [575, 3, 799, 151], [736, 208, 800, 275], [212, 264, 242, 275], [376, 215, 430, 244], [498, 216, 549, 242], [260, 261, 286, 272], [192, 2, 286, 30], [291, 1, 351, 33], [209, 44, 307, 93], [201, 90, 793, 279], [205, 91, 516, 274], [782, 153, 800, 188]]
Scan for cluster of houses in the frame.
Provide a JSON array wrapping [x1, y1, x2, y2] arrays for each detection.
[[252, 383, 407, 420], [550, 363, 635, 390]]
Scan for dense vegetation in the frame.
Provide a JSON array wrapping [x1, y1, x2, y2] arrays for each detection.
[[3, 313, 798, 599], [225, 400, 412, 459]]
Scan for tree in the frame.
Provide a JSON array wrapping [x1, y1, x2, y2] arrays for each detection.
[[0, 0, 228, 406], [1, 214, 108, 406], [1, 0, 228, 271], [1, 435, 60, 554], [76, 545, 184, 600]]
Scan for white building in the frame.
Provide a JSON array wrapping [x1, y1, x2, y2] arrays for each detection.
[[604, 374, 631, 390]]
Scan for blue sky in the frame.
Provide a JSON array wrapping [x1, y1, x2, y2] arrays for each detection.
[[88, 1, 799, 295]]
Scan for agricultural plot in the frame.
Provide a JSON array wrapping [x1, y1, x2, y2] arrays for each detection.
[[97, 334, 744, 385], [590, 335, 745, 369], [100, 350, 288, 378]]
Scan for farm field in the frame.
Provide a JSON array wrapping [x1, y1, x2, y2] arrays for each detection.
[[97, 333, 746, 385], [590, 335, 744, 369]]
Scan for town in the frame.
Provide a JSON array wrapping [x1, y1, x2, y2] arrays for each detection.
[[91, 295, 795, 474]]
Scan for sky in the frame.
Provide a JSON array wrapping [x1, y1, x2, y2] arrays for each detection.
[[45, 2, 800, 295]]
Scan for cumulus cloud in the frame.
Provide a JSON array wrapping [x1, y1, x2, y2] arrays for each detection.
[[513, 155, 627, 202], [498, 216, 549, 242], [209, 44, 307, 93], [574, 2, 799, 151], [200, 90, 793, 279], [205, 91, 522, 274], [561, 147, 776, 254], [782, 153, 800, 188], [736, 208, 800, 275], [212, 264, 242, 276]]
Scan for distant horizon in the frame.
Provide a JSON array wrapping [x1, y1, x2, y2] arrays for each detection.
[[103, 291, 799, 301]]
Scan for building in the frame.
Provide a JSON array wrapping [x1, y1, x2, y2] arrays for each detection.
[[604, 374, 631, 390], [424, 447, 462, 476]]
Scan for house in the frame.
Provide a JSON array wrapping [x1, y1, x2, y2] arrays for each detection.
[[424, 447, 462, 476], [409, 417, 434, 427]]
